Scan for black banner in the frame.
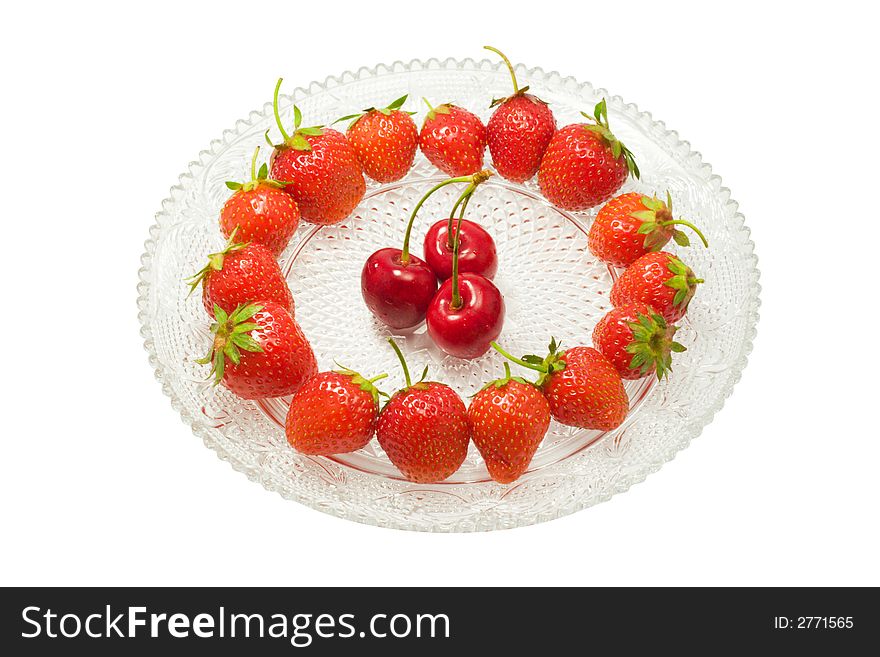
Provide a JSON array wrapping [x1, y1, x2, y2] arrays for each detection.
[[1, 587, 874, 654]]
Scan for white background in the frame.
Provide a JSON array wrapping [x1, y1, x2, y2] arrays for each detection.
[[1, 1, 877, 587]]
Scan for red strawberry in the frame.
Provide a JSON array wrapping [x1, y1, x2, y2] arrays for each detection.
[[592, 302, 685, 380], [268, 79, 365, 225], [220, 146, 300, 256], [589, 192, 708, 268], [468, 363, 551, 484], [484, 46, 556, 183], [198, 301, 317, 400], [419, 100, 487, 177], [493, 339, 629, 431], [187, 233, 293, 318], [375, 339, 470, 483], [538, 99, 639, 210], [610, 251, 703, 323], [337, 95, 418, 183], [285, 368, 387, 455]]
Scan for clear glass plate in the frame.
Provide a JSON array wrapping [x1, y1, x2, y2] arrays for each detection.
[[138, 58, 760, 531]]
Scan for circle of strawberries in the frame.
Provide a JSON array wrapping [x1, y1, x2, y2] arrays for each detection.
[[184, 48, 710, 487]]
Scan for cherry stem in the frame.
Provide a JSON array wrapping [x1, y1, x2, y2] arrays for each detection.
[[662, 219, 709, 248], [400, 176, 472, 265], [273, 78, 292, 143], [387, 338, 412, 388], [446, 184, 474, 249], [490, 342, 546, 373], [457, 192, 473, 237], [446, 170, 491, 248], [484, 46, 519, 94], [449, 194, 472, 310], [250, 146, 260, 182]]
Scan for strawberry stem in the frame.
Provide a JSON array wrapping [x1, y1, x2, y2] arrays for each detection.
[[490, 342, 545, 373], [368, 373, 389, 383], [250, 146, 259, 182], [387, 338, 412, 388], [662, 219, 709, 248], [401, 176, 473, 265], [484, 46, 519, 94], [273, 78, 292, 143]]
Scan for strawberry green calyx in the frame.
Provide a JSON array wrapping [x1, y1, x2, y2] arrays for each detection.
[[333, 364, 389, 406], [626, 312, 686, 380], [185, 228, 247, 294], [422, 97, 453, 122], [491, 338, 567, 388], [480, 362, 534, 392], [270, 78, 324, 152], [333, 94, 416, 130], [196, 303, 265, 385], [633, 192, 709, 251], [387, 338, 430, 393], [225, 146, 287, 193], [664, 255, 704, 307], [581, 99, 640, 179], [484, 45, 545, 108]]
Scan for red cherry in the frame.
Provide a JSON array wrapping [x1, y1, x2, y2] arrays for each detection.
[[423, 219, 498, 281], [361, 171, 493, 331], [427, 273, 505, 359], [361, 248, 437, 330]]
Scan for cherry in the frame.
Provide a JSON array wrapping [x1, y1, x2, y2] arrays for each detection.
[[423, 219, 498, 281], [427, 273, 505, 359], [361, 248, 437, 329], [360, 173, 487, 330], [426, 191, 505, 359]]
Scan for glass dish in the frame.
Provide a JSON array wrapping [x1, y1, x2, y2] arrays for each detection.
[[138, 58, 760, 531]]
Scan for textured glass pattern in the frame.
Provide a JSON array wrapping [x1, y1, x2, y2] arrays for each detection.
[[138, 58, 760, 531]]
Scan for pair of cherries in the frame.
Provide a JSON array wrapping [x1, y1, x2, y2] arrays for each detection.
[[361, 172, 504, 359]]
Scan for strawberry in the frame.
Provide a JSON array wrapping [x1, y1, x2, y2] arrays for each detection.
[[267, 79, 365, 225], [198, 301, 317, 400], [285, 368, 387, 455], [493, 339, 629, 431], [468, 363, 551, 484], [592, 302, 685, 380], [187, 231, 293, 318], [336, 95, 418, 183], [484, 46, 556, 183], [538, 99, 639, 211], [375, 339, 470, 483], [610, 251, 703, 323], [220, 146, 300, 256], [589, 192, 708, 268], [419, 99, 487, 177]]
